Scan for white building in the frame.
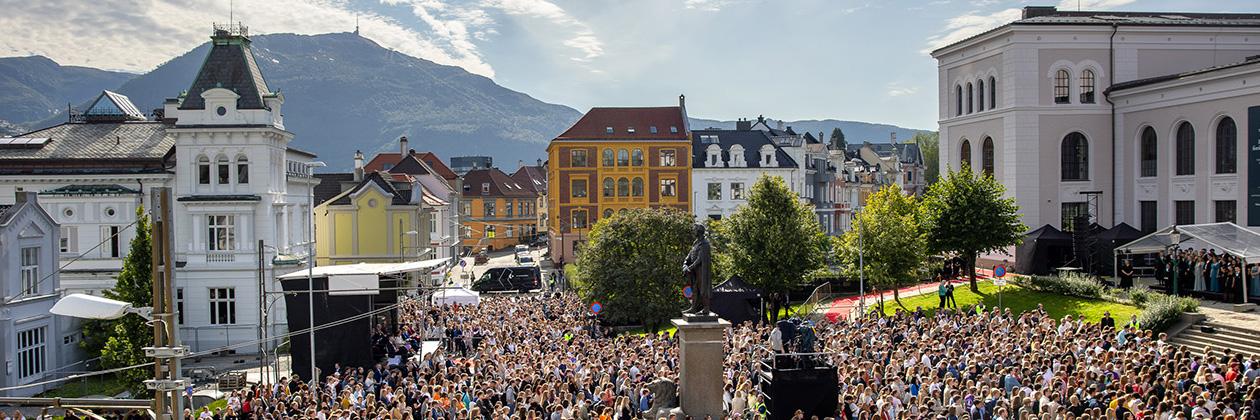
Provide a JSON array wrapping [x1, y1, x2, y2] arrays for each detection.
[[690, 128, 799, 220], [933, 6, 1260, 233], [744, 117, 840, 233]]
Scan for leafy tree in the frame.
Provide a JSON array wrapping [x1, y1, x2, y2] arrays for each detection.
[[830, 127, 847, 151], [716, 175, 828, 322], [836, 185, 926, 308], [81, 208, 154, 397], [574, 208, 693, 330], [920, 167, 1027, 291], [913, 131, 940, 185]]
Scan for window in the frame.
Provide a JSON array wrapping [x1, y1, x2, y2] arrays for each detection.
[[729, 145, 745, 167], [481, 183, 490, 194], [505, 200, 514, 217], [981, 137, 995, 176], [603, 208, 614, 219], [176, 288, 184, 324], [989, 76, 997, 108], [731, 183, 745, 200], [1061, 132, 1088, 181], [617, 149, 629, 166], [660, 179, 677, 197], [1175, 201, 1195, 225], [603, 177, 615, 197], [1216, 117, 1237, 174], [649, 126, 658, 134], [977, 79, 985, 112], [605, 127, 614, 134], [571, 149, 589, 167], [207, 215, 236, 251], [1054, 69, 1070, 104], [955, 85, 963, 116], [59, 226, 77, 253], [966, 82, 974, 114], [659, 149, 677, 167], [617, 178, 629, 197], [1140, 127, 1158, 177], [17, 327, 45, 379], [572, 210, 588, 229], [602, 149, 614, 167], [1139, 201, 1157, 233], [1215, 200, 1237, 223], [198, 156, 211, 185], [631, 149, 644, 166], [1175, 122, 1195, 176], [506, 225, 514, 238], [631, 178, 644, 197], [1061, 202, 1089, 232], [571, 179, 588, 198], [670, 126, 678, 134], [483, 201, 496, 217], [485, 225, 496, 238], [21, 247, 39, 296], [706, 145, 721, 167], [959, 139, 972, 168], [235, 156, 249, 184], [217, 156, 230, 184], [209, 288, 237, 325], [708, 183, 721, 200], [1080, 69, 1096, 103], [627, 127, 636, 134]]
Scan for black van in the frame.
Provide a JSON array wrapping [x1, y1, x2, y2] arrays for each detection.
[[471, 266, 541, 293]]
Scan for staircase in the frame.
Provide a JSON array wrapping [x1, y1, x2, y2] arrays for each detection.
[[1168, 322, 1260, 358]]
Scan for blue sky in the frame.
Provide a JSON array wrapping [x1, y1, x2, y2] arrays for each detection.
[[1, 0, 1255, 129]]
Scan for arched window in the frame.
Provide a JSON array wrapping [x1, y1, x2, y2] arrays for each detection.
[[631, 178, 644, 197], [1061, 132, 1088, 181], [989, 76, 997, 108], [960, 139, 972, 169], [981, 137, 995, 176], [1216, 117, 1237, 174], [977, 79, 986, 112], [617, 149, 629, 166], [956, 85, 963, 116], [602, 149, 614, 167], [966, 82, 974, 114], [1080, 69, 1096, 104], [1176, 122, 1195, 176], [235, 155, 249, 184], [631, 149, 644, 166], [706, 144, 722, 167], [216, 155, 230, 184], [1140, 127, 1157, 178], [197, 155, 211, 185], [617, 177, 629, 197], [603, 208, 614, 219], [1054, 69, 1070, 104], [602, 177, 615, 197]]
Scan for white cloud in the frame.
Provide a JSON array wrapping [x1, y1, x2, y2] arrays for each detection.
[[1056, 0, 1136, 9], [684, 0, 730, 11], [886, 83, 919, 97], [385, 0, 604, 65], [922, 8, 1022, 54], [481, 0, 604, 61]]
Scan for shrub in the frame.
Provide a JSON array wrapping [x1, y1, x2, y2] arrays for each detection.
[[1138, 295, 1191, 332], [1014, 272, 1104, 299], [1127, 285, 1155, 307]]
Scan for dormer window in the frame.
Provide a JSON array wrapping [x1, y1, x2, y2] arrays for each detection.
[[605, 127, 614, 134], [670, 126, 678, 134], [706, 144, 722, 167], [760, 145, 776, 166], [627, 127, 636, 134], [650, 126, 658, 134], [729, 145, 745, 167], [482, 183, 490, 194]]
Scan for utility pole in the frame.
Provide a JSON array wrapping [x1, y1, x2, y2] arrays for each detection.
[[257, 239, 267, 386], [148, 187, 189, 419]]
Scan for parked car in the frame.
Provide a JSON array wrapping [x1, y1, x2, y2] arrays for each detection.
[[474, 251, 490, 265], [471, 266, 542, 293], [516, 253, 537, 266], [515, 244, 529, 254]]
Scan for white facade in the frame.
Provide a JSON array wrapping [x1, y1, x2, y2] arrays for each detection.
[[690, 128, 800, 221]]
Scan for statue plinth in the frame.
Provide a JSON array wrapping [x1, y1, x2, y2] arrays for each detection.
[[671, 316, 730, 418]]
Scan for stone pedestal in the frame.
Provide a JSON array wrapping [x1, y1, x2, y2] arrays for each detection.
[[671, 316, 730, 418]]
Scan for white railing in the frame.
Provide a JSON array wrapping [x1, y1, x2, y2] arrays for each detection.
[[206, 251, 237, 263]]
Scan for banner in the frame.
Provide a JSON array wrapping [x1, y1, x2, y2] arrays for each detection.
[[1250, 106, 1260, 225]]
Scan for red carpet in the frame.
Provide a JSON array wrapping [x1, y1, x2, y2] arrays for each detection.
[[821, 269, 995, 322]]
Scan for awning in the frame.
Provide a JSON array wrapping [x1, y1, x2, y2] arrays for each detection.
[[1115, 222, 1260, 263], [276, 258, 451, 280]]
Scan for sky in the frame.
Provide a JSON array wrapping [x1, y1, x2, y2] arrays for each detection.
[[0, 0, 1255, 130]]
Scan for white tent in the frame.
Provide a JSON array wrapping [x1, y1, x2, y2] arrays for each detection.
[[276, 258, 453, 295], [1115, 222, 1256, 302], [431, 287, 480, 306]]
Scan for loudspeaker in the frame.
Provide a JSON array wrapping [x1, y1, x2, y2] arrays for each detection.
[[1200, 325, 1216, 333], [760, 364, 838, 420]]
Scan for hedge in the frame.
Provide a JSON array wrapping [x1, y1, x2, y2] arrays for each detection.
[[1014, 273, 1198, 332]]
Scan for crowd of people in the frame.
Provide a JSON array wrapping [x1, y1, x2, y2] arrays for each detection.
[[1154, 248, 1260, 304]]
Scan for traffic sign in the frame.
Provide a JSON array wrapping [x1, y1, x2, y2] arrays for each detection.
[[995, 265, 1006, 278], [683, 285, 694, 299], [994, 277, 1008, 286], [590, 301, 603, 314], [459, 259, 467, 268]]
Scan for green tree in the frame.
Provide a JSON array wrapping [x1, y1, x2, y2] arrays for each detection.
[[912, 131, 940, 185], [830, 127, 847, 151], [574, 208, 694, 330], [836, 185, 926, 308], [920, 167, 1027, 291], [716, 175, 828, 322], [81, 208, 154, 397]]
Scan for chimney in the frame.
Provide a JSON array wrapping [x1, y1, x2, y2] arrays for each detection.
[[890, 132, 897, 143], [519, 160, 525, 169], [678, 94, 686, 109], [537, 158, 542, 167], [14, 191, 37, 205], [736, 118, 752, 131], [399, 136, 409, 156], [1022, 6, 1057, 19], [353, 150, 365, 181], [776, 120, 784, 130]]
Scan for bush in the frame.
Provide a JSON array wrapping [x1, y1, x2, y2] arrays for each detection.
[[1138, 295, 1196, 332], [1127, 285, 1155, 307], [1014, 272, 1104, 299]]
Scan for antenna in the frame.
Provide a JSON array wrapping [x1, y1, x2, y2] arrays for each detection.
[[355, 13, 360, 36], [229, 0, 234, 26]]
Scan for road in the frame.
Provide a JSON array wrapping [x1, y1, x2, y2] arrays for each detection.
[[448, 245, 550, 287]]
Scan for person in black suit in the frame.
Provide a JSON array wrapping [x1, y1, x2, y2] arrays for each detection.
[[1099, 311, 1116, 330]]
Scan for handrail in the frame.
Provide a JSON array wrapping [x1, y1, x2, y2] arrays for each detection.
[[796, 282, 833, 320]]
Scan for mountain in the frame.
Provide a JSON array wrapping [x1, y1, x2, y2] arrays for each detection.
[[0, 56, 133, 134], [689, 117, 930, 144]]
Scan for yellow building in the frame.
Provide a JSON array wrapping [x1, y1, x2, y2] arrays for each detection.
[[459, 168, 540, 254], [314, 172, 442, 265], [546, 97, 693, 264]]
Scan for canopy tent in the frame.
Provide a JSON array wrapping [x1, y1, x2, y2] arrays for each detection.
[[711, 276, 763, 325], [1115, 222, 1256, 302], [277, 258, 450, 294], [1095, 223, 1144, 274], [431, 286, 480, 306], [1015, 225, 1073, 275]]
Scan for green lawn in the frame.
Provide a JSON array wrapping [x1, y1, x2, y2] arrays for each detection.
[[876, 280, 1140, 326], [37, 373, 130, 398], [196, 399, 228, 416]]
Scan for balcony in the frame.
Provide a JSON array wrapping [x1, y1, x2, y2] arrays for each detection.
[[206, 251, 237, 263]]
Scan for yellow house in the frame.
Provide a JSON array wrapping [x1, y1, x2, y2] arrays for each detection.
[[315, 172, 440, 265]]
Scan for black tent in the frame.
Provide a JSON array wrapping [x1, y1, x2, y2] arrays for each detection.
[[1096, 223, 1144, 274], [712, 276, 762, 325], [1015, 225, 1073, 275]]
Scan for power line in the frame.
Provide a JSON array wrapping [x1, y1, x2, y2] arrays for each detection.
[[5, 219, 140, 305]]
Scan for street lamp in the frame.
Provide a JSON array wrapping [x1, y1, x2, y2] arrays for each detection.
[[302, 161, 325, 405]]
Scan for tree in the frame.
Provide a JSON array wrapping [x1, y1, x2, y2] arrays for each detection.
[[81, 208, 154, 397], [836, 185, 927, 308], [715, 175, 828, 323], [830, 127, 847, 151], [913, 131, 940, 185], [920, 168, 1027, 291], [574, 208, 693, 330]]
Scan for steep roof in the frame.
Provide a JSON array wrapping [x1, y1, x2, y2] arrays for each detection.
[[462, 168, 536, 198], [365, 151, 459, 182], [364, 152, 403, 172], [179, 29, 271, 110], [328, 172, 412, 206], [555, 107, 688, 140], [0, 122, 174, 174], [84, 90, 147, 122], [510, 165, 547, 193], [314, 173, 355, 205], [690, 129, 797, 169], [1108, 55, 1260, 93]]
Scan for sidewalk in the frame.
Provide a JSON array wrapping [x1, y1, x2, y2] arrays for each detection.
[[818, 269, 995, 322]]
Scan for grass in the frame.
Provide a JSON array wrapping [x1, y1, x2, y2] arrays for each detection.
[[196, 399, 228, 416], [37, 373, 130, 398], [876, 280, 1141, 326]]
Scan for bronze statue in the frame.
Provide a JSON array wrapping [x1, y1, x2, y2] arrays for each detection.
[[683, 223, 713, 315]]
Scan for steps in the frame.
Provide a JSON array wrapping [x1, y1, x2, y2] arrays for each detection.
[[1167, 322, 1260, 358]]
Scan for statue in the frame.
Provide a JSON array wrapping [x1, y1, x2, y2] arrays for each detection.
[[682, 223, 713, 316]]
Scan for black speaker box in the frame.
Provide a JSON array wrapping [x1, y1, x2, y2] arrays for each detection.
[[760, 364, 839, 420]]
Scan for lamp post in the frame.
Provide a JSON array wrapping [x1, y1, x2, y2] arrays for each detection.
[[302, 161, 326, 405]]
